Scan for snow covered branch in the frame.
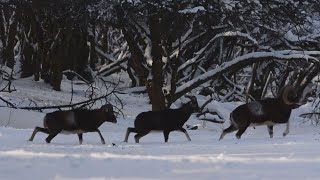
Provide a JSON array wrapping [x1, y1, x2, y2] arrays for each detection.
[[174, 50, 320, 100]]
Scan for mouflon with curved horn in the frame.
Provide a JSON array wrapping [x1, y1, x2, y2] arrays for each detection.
[[219, 85, 299, 140]]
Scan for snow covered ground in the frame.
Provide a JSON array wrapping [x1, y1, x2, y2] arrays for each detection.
[[0, 77, 320, 180]]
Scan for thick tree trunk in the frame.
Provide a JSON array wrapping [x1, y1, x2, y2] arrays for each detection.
[[21, 40, 34, 78], [150, 14, 165, 111], [3, 8, 18, 69], [89, 34, 97, 70], [75, 30, 92, 82], [50, 46, 63, 91], [0, 12, 5, 65]]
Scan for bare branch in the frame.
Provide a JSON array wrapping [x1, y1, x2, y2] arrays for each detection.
[[174, 50, 320, 101]]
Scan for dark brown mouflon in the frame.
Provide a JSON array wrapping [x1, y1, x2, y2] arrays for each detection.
[[124, 96, 199, 143], [219, 85, 300, 140], [29, 104, 117, 144]]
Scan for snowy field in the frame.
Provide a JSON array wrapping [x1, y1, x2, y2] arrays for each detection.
[[0, 77, 320, 180]]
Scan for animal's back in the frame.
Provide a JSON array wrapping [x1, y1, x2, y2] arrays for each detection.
[[44, 111, 76, 131], [232, 98, 291, 126], [134, 109, 182, 131], [259, 98, 292, 123], [73, 109, 104, 130], [44, 109, 104, 132]]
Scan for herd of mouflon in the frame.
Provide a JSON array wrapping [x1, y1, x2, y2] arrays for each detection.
[[28, 85, 300, 144]]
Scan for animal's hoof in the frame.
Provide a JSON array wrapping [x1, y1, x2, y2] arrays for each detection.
[[283, 133, 287, 137], [134, 137, 139, 143], [218, 135, 223, 141]]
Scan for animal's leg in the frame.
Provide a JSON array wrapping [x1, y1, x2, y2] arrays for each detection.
[[124, 127, 138, 142], [95, 129, 106, 144], [267, 125, 274, 138], [134, 131, 150, 143], [235, 126, 249, 139], [45, 131, 60, 143], [29, 127, 49, 141], [178, 128, 191, 141], [219, 124, 237, 140], [283, 121, 290, 136], [77, 133, 83, 144], [163, 130, 171, 142]]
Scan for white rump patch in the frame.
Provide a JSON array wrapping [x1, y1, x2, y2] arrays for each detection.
[[247, 101, 265, 116]]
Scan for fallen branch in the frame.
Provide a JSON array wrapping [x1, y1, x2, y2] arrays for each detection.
[[0, 96, 17, 109], [198, 118, 224, 124], [16, 93, 113, 111], [196, 110, 223, 120], [299, 112, 320, 117]]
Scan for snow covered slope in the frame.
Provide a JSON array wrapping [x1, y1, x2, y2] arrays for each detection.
[[0, 77, 320, 180]]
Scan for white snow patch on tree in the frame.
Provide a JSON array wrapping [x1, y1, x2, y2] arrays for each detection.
[[144, 44, 153, 66], [178, 6, 205, 14]]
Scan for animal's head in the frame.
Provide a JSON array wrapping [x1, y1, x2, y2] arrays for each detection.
[[101, 104, 117, 123], [278, 85, 299, 106], [183, 95, 200, 113]]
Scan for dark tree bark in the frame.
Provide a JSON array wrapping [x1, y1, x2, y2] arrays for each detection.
[[149, 14, 165, 111], [2, 8, 17, 68]]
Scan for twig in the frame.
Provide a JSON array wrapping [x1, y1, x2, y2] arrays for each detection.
[[0, 96, 17, 109], [299, 112, 320, 117], [196, 109, 223, 120], [15, 92, 114, 111], [63, 70, 91, 84], [199, 118, 224, 124]]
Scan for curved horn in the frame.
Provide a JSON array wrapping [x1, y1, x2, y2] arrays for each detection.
[[281, 85, 295, 105]]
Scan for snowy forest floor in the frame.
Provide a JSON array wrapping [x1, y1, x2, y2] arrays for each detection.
[[0, 76, 320, 180]]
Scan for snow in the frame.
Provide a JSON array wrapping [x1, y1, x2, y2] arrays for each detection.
[[178, 6, 205, 14], [0, 76, 320, 180], [144, 44, 153, 66]]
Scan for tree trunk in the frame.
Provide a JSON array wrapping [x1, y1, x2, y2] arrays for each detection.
[[21, 39, 34, 78], [3, 9, 18, 69], [0, 11, 6, 65], [150, 14, 165, 111], [50, 47, 63, 91], [89, 23, 97, 70]]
